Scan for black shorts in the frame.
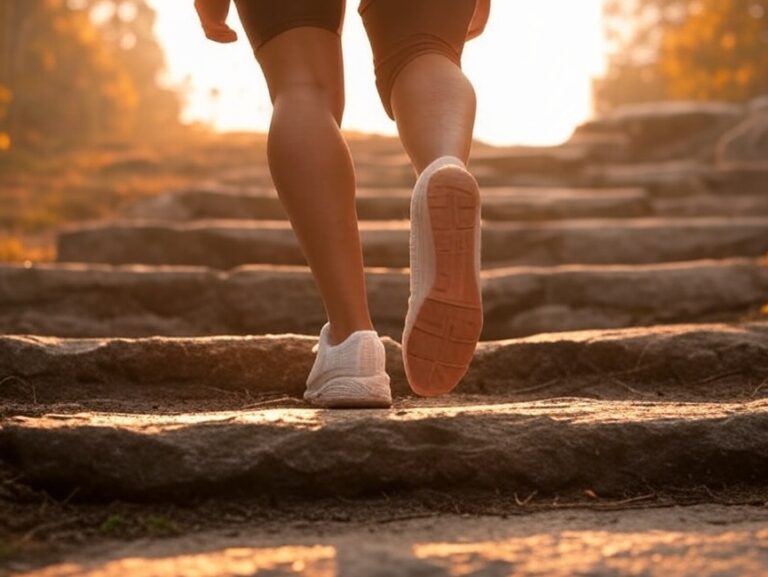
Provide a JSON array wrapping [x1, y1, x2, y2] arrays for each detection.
[[233, 0, 477, 119]]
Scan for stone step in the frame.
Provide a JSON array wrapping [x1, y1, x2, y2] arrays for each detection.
[[584, 160, 715, 196], [127, 187, 653, 222], [56, 217, 768, 269], [213, 151, 548, 189], [653, 194, 768, 217], [216, 161, 417, 189], [128, 186, 768, 222], [2, 398, 766, 500], [1, 323, 766, 406], [2, 260, 765, 340], [211, 154, 757, 194]]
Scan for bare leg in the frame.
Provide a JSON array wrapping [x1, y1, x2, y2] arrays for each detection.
[[391, 53, 483, 396], [256, 27, 373, 345], [390, 54, 477, 173]]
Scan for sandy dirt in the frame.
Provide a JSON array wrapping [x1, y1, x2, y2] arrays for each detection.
[[4, 503, 768, 576]]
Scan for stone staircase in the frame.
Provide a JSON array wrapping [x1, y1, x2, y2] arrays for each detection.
[[2, 101, 768, 575]]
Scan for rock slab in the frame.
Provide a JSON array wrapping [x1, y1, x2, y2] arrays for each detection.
[[127, 187, 653, 222], [1, 322, 767, 403], [56, 217, 768, 268], [2, 400, 767, 500], [1, 261, 766, 340], [717, 111, 768, 169]]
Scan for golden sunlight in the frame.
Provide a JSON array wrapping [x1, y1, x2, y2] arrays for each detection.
[[20, 546, 337, 577], [147, 1, 606, 145]]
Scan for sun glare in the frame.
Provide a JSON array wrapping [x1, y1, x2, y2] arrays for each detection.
[[148, 1, 606, 146]]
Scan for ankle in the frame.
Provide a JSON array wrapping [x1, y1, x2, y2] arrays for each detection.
[[416, 155, 467, 177], [329, 321, 375, 346]]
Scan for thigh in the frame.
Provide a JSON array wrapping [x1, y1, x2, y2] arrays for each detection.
[[255, 27, 346, 122], [233, 0, 346, 119], [359, 0, 476, 118], [234, 0, 345, 53]]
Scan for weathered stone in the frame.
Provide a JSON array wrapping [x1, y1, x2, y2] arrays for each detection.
[[127, 187, 653, 222], [218, 161, 417, 189], [566, 119, 632, 163], [470, 188, 651, 220], [469, 145, 589, 179], [0, 322, 766, 403], [129, 186, 768, 223], [0, 263, 397, 338], [716, 111, 768, 170], [0, 333, 351, 402], [214, 166, 275, 188], [584, 161, 714, 196], [127, 187, 288, 221], [56, 217, 768, 269], [57, 220, 406, 268], [481, 259, 768, 339], [707, 167, 768, 196], [1, 260, 766, 340], [600, 101, 744, 161], [466, 322, 768, 400], [651, 194, 768, 217], [1, 398, 766, 500]]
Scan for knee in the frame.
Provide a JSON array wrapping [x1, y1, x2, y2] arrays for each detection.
[[270, 80, 345, 124]]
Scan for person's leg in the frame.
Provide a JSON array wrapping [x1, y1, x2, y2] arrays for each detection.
[[359, 0, 483, 395], [254, 27, 374, 346], [359, 0, 478, 174], [390, 54, 476, 174]]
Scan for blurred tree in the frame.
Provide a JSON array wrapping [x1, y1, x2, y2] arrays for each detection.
[[0, 0, 179, 150], [662, 0, 768, 100], [595, 0, 768, 112], [81, 1, 181, 135]]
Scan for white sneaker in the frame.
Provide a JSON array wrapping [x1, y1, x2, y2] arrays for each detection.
[[304, 322, 392, 408], [402, 157, 483, 397]]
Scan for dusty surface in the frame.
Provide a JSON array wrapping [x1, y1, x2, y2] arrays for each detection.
[[2, 399, 767, 501], [3, 503, 768, 577], [1, 323, 767, 406], [56, 216, 768, 269], [1, 260, 766, 341]]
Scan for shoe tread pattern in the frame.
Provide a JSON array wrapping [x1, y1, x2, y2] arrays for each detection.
[[405, 167, 483, 396]]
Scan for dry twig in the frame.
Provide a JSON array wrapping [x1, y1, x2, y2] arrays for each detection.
[[751, 377, 768, 398], [697, 370, 743, 385], [511, 379, 561, 396], [514, 490, 538, 506], [0, 375, 37, 403]]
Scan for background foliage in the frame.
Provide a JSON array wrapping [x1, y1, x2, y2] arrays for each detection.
[[0, 0, 180, 150], [596, 0, 768, 111]]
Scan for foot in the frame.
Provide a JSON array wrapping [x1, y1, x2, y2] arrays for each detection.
[[402, 157, 483, 396], [305, 322, 392, 408]]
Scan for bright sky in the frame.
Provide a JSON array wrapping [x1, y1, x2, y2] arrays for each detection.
[[148, 1, 607, 146]]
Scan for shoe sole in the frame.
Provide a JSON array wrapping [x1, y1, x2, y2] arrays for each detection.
[[403, 165, 483, 397], [304, 375, 392, 409]]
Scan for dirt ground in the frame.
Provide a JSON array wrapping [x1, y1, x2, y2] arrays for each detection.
[[3, 492, 767, 576], [3, 391, 768, 574], [3, 443, 768, 575]]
